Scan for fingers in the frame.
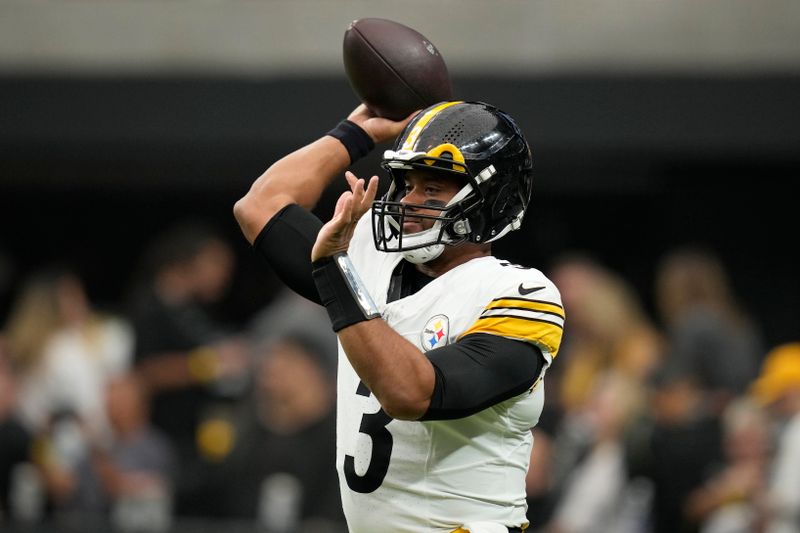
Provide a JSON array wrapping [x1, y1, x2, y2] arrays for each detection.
[[401, 109, 421, 125], [333, 191, 354, 225], [345, 172, 366, 210], [345, 171, 366, 203], [345, 105, 417, 145], [342, 194, 354, 224], [345, 170, 360, 191], [344, 173, 381, 218], [364, 176, 379, 204], [347, 103, 373, 122]]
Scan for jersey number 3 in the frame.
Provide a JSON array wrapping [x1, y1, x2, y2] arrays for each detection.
[[344, 381, 393, 493]]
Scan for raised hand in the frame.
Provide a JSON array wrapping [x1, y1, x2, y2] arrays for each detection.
[[347, 104, 418, 145], [311, 171, 380, 262]]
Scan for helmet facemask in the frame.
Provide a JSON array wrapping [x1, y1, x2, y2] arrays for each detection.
[[370, 101, 534, 264], [371, 151, 488, 264]]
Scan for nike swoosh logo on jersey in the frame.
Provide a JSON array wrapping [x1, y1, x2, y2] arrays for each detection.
[[518, 283, 546, 295]]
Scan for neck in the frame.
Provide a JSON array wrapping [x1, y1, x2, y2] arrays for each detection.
[[416, 243, 490, 277]]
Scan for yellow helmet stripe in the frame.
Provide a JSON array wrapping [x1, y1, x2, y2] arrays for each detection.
[[401, 101, 463, 151]]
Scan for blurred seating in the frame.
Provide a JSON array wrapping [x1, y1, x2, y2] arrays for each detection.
[[211, 331, 345, 532], [0, 346, 33, 525], [1, 266, 135, 527], [525, 253, 663, 532], [4, 267, 133, 439], [125, 220, 250, 518], [0, 235, 790, 533]]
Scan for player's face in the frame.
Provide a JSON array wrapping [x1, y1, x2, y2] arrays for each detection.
[[400, 170, 463, 234]]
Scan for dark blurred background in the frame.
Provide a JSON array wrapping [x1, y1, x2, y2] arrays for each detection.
[[2, 72, 798, 344], [2, 2, 799, 343]]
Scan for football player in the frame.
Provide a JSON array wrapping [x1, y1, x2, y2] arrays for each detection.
[[234, 101, 564, 533]]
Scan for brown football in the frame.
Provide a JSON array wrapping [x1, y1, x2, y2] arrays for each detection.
[[343, 18, 453, 121]]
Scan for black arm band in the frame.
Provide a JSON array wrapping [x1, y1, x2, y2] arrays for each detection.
[[420, 333, 545, 421], [253, 204, 323, 304], [312, 253, 381, 332], [326, 119, 375, 165]]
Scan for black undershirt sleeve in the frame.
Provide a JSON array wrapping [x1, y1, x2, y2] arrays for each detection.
[[253, 203, 323, 305], [420, 333, 545, 421]]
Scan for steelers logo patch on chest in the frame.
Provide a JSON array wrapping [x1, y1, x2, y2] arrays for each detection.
[[421, 314, 450, 351]]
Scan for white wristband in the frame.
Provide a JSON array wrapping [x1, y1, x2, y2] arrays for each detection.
[[335, 253, 380, 318]]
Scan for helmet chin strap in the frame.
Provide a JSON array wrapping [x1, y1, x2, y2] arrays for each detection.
[[390, 219, 447, 263], [402, 242, 445, 264], [398, 181, 477, 264]]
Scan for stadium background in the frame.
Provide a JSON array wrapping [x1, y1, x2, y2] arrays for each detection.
[[0, 3, 799, 529], [2, 1, 798, 346]]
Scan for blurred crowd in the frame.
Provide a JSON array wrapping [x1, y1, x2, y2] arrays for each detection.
[[0, 221, 344, 533], [0, 221, 798, 533]]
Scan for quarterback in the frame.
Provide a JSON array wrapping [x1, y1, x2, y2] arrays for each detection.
[[234, 101, 564, 533]]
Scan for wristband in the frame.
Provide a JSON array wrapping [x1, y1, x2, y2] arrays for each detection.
[[313, 253, 381, 332], [326, 119, 375, 165]]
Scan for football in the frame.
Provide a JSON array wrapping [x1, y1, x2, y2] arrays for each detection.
[[343, 18, 453, 121]]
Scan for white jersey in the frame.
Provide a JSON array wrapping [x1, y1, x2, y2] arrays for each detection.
[[337, 216, 564, 533]]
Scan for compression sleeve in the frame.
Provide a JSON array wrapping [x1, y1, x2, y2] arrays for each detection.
[[420, 333, 545, 421], [253, 204, 323, 305]]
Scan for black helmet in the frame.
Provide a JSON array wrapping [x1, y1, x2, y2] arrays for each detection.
[[371, 100, 533, 263]]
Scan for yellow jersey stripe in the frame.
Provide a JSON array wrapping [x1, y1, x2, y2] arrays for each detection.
[[460, 315, 563, 357], [401, 101, 463, 151]]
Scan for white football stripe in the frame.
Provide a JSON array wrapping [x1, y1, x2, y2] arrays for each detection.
[[480, 307, 565, 328]]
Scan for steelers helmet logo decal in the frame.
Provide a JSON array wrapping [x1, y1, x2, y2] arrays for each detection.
[[421, 314, 450, 351]]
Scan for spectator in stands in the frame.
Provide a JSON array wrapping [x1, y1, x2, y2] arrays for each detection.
[[3, 267, 133, 525], [543, 372, 646, 533], [684, 397, 771, 533], [89, 373, 175, 532], [126, 220, 249, 517], [530, 254, 662, 530], [750, 342, 800, 533], [0, 345, 33, 525], [28, 372, 175, 532], [654, 246, 763, 414], [4, 267, 134, 440], [550, 253, 662, 417], [219, 331, 345, 532], [534, 372, 642, 533], [246, 287, 337, 352], [627, 364, 724, 533]]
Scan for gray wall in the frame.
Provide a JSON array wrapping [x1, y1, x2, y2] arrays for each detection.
[[2, 0, 800, 76]]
